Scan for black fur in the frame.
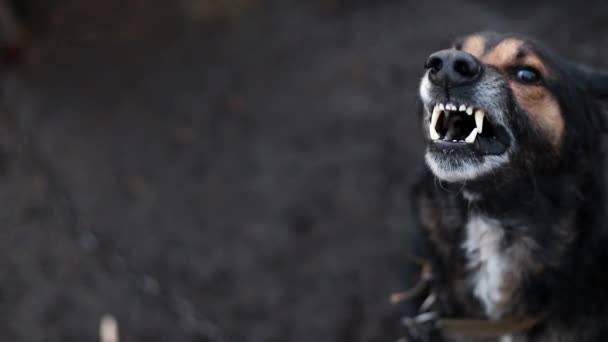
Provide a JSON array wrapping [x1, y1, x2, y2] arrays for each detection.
[[411, 32, 608, 341]]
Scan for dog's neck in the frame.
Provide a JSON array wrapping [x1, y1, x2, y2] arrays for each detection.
[[443, 160, 605, 319], [458, 161, 602, 218]]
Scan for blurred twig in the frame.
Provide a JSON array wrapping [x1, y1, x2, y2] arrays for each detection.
[[389, 260, 432, 304], [100, 314, 119, 342]]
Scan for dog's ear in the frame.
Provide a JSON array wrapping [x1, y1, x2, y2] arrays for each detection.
[[572, 64, 608, 99], [570, 64, 608, 133]]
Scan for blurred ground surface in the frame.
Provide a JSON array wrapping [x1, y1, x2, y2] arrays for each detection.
[[1, 0, 608, 341]]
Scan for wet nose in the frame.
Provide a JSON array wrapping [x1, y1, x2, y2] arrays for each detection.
[[424, 50, 481, 87]]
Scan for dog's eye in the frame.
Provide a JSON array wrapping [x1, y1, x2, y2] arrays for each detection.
[[513, 67, 541, 84]]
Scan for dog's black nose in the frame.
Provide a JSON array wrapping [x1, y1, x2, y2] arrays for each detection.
[[425, 50, 481, 87]]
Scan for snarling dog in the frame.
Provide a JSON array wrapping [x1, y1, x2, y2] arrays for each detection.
[[411, 32, 608, 341]]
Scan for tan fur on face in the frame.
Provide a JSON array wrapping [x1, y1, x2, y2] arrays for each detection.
[[481, 39, 523, 69], [511, 84, 563, 145], [460, 35, 486, 58], [468, 37, 564, 147], [482, 39, 548, 78]]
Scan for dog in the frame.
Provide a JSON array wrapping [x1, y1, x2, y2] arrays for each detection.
[[410, 32, 608, 341]]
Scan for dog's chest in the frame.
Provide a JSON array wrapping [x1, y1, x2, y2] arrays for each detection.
[[464, 215, 515, 319]]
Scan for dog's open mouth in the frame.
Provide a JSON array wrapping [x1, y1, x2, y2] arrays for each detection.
[[428, 102, 510, 155]]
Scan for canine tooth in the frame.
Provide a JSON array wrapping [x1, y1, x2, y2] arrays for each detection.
[[466, 106, 474, 115], [474, 110, 485, 133], [430, 105, 441, 140], [430, 128, 440, 140], [465, 128, 478, 143], [459, 105, 466, 112], [439, 103, 445, 110]]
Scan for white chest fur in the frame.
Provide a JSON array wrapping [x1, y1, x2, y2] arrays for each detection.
[[464, 215, 514, 319]]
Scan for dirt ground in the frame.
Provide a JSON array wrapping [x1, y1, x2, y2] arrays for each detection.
[[1, 0, 607, 341]]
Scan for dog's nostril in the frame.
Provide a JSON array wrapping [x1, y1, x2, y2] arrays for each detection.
[[454, 58, 480, 78], [425, 56, 443, 73]]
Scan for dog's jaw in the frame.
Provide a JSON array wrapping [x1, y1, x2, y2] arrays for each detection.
[[419, 70, 514, 182], [424, 151, 511, 183]]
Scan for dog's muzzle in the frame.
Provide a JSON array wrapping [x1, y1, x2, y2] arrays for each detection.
[[419, 50, 514, 182]]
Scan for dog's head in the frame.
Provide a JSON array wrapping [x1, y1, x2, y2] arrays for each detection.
[[419, 32, 608, 183]]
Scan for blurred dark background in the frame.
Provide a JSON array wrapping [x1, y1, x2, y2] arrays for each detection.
[[0, 0, 606, 341]]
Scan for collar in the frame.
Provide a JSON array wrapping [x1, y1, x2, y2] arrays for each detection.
[[439, 315, 544, 338], [392, 258, 545, 339]]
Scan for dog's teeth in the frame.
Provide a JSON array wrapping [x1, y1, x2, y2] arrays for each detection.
[[465, 128, 478, 143], [439, 103, 445, 110], [466, 106, 474, 115], [430, 105, 441, 140], [430, 129, 440, 140], [459, 105, 466, 112], [474, 110, 485, 134]]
